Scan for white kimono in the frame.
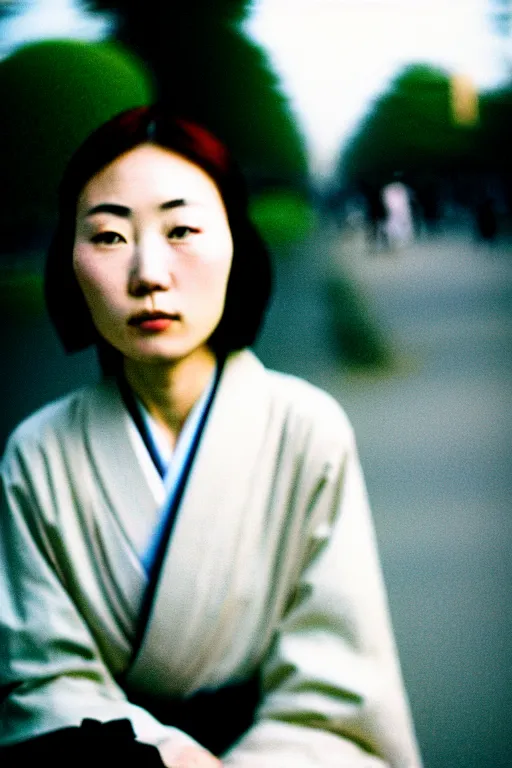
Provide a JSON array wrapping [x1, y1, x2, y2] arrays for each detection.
[[0, 349, 422, 767]]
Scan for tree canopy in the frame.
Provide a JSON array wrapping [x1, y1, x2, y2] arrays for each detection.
[[90, 0, 308, 186], [0, 39, 155, 251], [339, 65, 478, 184], [337, 63, 512, 197]]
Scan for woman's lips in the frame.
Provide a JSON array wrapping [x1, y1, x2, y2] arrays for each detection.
[[128, 311, 180, 333]]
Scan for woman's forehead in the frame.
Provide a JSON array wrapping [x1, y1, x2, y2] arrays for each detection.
[[78, 144, 224, 212]]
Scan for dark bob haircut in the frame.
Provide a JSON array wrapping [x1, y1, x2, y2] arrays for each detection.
[[45, 105, 272, 371]]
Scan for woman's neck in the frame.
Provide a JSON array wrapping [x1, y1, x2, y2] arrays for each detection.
[[123, 346, 217, 448]]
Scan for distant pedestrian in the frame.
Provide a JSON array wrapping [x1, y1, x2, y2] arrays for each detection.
[[381, 181, 414, 251]]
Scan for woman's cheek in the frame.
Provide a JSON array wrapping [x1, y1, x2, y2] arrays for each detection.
[[73, 248, 97, 293], [74, 252, 120, 306]]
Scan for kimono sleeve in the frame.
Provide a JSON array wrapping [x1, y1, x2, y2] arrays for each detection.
[[223, 423, 423, 768], [0, 437, 197, 753]]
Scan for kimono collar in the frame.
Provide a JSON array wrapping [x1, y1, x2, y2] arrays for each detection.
[[117, 364, 218, 480], [133, 365, 218, 480]]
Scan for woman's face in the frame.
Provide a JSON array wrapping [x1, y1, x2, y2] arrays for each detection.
[[73, 143, 234, 366]]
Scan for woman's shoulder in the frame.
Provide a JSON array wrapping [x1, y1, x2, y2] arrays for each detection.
[[230, 349, 352, 426], [262, 363, 355, 446], [2, 381, 111, 466]]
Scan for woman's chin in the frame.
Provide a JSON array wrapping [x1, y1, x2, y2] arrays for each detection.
[[123, 339, 214, 367]]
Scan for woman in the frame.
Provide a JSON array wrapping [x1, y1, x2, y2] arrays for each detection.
[[0, 106, 422, 767]]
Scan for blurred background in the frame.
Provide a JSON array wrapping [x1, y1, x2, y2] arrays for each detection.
[[1, 1, 511, 766]]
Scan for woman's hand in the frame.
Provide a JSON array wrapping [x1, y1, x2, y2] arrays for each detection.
[[158, 740, 223, 768]]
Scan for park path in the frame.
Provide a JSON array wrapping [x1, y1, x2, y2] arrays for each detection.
[[255, 224, 512, 768]]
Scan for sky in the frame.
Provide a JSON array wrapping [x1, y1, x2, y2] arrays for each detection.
[[1, 0, 510, 180], [245, 0, 511, 177], [0, 0, 112, 56]]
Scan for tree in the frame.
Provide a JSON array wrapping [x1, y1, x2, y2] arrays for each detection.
[[90, 0, 308, 188], [0, 39, 155, 252], [339, 64, 477, 186]]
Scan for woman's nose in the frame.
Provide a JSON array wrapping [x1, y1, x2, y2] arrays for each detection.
[[128, 238, 173, 297]]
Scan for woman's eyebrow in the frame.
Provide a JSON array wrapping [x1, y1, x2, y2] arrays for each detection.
[[85, 199, 187, 218], [86, 203, 131, 218], [160, 199, 187, 211]]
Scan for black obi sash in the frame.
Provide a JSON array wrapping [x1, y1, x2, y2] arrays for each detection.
[[0, 668, 261, 763], [127, 670, 261, 755]]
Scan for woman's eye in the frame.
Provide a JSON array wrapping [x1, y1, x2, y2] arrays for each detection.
[[168, 226, 197, 240], [91, 231, 125, 245]]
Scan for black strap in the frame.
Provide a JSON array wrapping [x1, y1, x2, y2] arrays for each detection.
[[0, 671, 261, 762], [127, 670, 261, 756], [0, 719, 165, 767]]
